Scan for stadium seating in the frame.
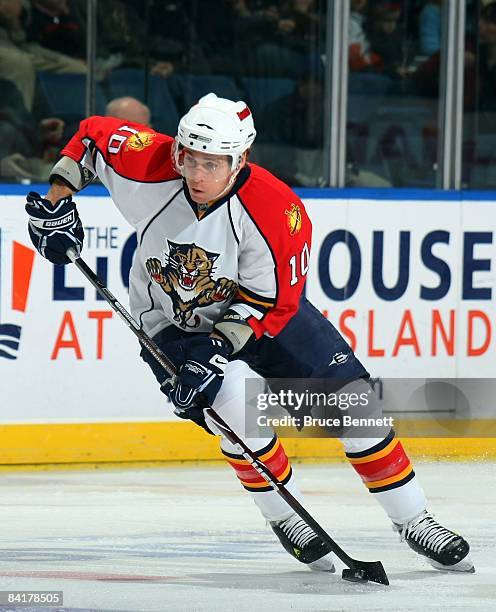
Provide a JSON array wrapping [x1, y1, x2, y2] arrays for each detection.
[[464, 132, 496, 188], [36, 72, 107, 122], [241, 77, 296, 121], [107, 69, 179, 134], [348, 98, 436, 187], [167, 74, 240, 115]]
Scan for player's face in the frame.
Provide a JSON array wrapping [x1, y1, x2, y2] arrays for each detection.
[[180, 149, 234, 203]]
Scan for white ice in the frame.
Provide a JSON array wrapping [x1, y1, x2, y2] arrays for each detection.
[[0, 461, 494, 612]]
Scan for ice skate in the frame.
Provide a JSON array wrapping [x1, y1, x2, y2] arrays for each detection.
[[394, 510, 474, 573], [270, 513, 335, 572]]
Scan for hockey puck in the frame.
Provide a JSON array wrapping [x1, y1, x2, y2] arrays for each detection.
[[341, 568, 369, 583]]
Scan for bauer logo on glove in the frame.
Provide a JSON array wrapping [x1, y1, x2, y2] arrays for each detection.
[[25, 191, 84, 266], [37, 210, 76, 230]]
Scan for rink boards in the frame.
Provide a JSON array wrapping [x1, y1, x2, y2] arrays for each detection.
[[1, 186, 495, 465]]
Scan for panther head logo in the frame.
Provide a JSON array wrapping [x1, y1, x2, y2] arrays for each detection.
[[167, 241, 219, 290], [146, 241, 237, 328]]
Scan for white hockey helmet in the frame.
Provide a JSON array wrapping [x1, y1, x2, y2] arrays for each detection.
[[174, 92, 256, 173]]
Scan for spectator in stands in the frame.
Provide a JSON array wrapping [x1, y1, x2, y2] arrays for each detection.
[[180, 0, 255, 75], [0, 0, 35, 110], [0, 0, 85, 111], [466, 1, 496, 115], [256, 66, 391, 187], [415, 1, 496, 113], [144, 1, 210, 75], [277, 0, 324, 54], [418, 0, 442, 57], [0, 77, 64, 180], [106, 97, 151, 126], [26, 0, 86, 60], [367, 1, 411, 79], [349, 0, 383, 72], [259, 71, 324, 149], [254, 67, 323, 184], [464, 0, 496, 185], [82, 0, 207, 79], [254, 0, 324, 77]]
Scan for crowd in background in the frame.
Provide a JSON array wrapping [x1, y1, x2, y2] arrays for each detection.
[[1, 0, 495, 187]]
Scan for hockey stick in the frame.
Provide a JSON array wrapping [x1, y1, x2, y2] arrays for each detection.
[[67, 249, 389, 586]]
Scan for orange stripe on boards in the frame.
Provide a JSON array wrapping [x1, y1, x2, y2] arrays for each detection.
[[12, 242, 35, 312]]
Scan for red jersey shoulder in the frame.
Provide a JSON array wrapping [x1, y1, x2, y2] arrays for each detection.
[[238, 163, 311, 243], [62, 115, 180, 183]]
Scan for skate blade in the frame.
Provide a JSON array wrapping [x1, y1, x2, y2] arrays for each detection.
[[308, 553, 336, 573], [429, 554, 475, 573]]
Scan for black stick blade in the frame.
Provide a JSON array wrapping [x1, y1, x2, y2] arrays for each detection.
[[342, 561, 389, 585]]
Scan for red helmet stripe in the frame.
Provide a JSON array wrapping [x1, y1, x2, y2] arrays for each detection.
[[237, 106, 251, 121]]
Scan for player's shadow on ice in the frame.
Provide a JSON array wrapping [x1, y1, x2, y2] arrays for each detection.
[[385, 569, 456, 582]]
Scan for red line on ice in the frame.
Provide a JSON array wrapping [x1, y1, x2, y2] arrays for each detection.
[[0, 570, 182, 582]]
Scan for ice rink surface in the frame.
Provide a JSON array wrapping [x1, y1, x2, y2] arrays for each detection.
[[0, 460, 494, 612]]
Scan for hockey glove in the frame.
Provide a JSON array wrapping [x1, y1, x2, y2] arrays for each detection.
[[26, 191, 84, 265], [163, 337, 229, 416]]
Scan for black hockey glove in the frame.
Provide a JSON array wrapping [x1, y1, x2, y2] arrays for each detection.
[[162, 337, 229, 417], [25, 191, 84, 265]]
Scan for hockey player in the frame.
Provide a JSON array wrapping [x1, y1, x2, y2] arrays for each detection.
[[25, 93, 473, 574]]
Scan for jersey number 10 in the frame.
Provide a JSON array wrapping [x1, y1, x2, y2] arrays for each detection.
[[289, 242, 310, 286], [108, 125, 140, 154]]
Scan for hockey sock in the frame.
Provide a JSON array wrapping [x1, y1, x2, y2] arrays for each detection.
[[344, 429, 427, 524], [221, 435, 304, 521]]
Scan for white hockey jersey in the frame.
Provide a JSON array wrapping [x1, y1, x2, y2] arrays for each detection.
[[62, 116, 312, 340]]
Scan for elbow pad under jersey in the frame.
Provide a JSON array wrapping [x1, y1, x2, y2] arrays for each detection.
[[49, 156, 95, 192]]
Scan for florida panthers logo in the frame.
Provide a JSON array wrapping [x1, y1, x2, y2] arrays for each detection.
[[285, 203, 302, 236], [145, 241, 237, 328], [126, 131, 155, 152]]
